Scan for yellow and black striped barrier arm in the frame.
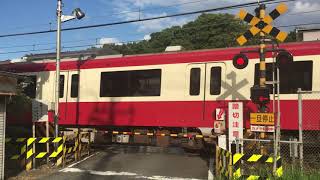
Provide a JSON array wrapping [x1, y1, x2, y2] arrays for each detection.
[[111, 131, 206, 139], [232, 153, 283, 179]]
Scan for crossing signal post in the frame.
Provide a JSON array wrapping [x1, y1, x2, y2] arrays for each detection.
[[234, 2, 290, 176], [234, 2, 289, 111]]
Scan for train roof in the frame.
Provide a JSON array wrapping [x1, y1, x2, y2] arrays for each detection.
[[1, 41, 320, 73]]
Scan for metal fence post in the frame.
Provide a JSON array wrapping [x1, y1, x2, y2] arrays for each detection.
[[297, 88, 303, 171]]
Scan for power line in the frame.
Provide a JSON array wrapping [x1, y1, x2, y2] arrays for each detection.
[[0, 0, 295, 38], [0, 0, 211, 32], [278, 22, 320, 28], [288, 9, 320, 15], [2, 18, 320, 56], [91, 0, 210, 19], [2, 20, 320, 56], [0, 31, 150, 50], [0, 47, 56, 55]]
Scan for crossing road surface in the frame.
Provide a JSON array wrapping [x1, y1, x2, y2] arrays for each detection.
[[44, 145, 210, 180]]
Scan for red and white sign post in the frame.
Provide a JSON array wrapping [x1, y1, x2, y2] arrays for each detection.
[[228, 102, 243, 151]]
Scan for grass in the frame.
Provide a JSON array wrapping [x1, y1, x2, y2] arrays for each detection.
[[215, 165, 320, 180]]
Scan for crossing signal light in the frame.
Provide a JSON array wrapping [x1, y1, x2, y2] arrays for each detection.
[[276, 51, 293, 68], [233, 53, 249, 69], [250, 86, 270, 105]]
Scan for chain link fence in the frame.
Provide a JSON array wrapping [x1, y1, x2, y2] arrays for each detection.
[[228, 90, 320, 177], [297, 90, 320, 171]]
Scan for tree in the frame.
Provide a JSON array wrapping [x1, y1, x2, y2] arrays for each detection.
[[99, 13, 296, 55]]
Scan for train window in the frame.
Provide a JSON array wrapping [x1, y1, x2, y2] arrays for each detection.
[[100, 69, 161, 97], [59, 75, 64, 98], [71, 74, 79, 98], [190, 68, 201, 95], [210, 67, 221, 95], [254, 61, 313, 93], [18, 75, 37, 98]]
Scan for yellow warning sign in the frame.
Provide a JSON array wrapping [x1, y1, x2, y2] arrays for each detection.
[[250, 113, 274, 125]]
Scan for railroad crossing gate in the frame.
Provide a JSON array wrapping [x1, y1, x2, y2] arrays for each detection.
[[236, 3, 288, 45]]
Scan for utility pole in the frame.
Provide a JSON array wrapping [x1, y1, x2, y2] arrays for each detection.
[[54, 0, 62, 138]]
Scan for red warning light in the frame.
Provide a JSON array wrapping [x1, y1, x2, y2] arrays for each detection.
[[276, 51, 293, 68], [233, 53, 249, 69], [237, 58, 245, 65]]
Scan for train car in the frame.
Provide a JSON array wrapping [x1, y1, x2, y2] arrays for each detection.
[[1, 41, 320, 144]]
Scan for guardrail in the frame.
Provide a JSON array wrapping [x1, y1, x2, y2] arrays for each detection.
[[216, 145, 283, 179], [5, 131, 91, 171]]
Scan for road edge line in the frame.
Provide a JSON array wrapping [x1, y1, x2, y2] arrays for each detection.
[[60, 152, 99, 171]]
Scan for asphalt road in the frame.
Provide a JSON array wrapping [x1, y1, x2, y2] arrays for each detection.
[[43, 145, 210, 180]]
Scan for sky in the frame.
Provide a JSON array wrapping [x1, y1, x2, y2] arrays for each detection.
[[0, 0, 319, 61]]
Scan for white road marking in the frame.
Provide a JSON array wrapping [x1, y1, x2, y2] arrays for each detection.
[[60, 167, 204, 180], [61, 152, 99, 169]]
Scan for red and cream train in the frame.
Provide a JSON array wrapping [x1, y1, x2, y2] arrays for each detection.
[[1, 41, 320, 138]]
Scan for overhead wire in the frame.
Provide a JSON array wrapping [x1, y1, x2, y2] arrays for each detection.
[[5, 0, 317, 56], [0, 0, 295, 38], [2, 19, 320, 56], [0, 0, 210, 32]]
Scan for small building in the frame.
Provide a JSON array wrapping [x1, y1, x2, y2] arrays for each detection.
[[296, 27, 320, 41], [0, 71, 20, 179]]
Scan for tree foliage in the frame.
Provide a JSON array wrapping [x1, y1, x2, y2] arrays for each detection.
[[103, 13, 249, 55], [100, 13, 296, 55]]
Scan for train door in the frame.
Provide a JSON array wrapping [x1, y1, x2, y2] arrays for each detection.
[[186, 62, 225, 132], [59, 71, 69, 124], [59, 71, 80, 125], [204, 63, 226, 126], [186, 64, 206, 124]]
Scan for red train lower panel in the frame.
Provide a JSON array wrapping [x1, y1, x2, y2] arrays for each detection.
[[44, 100, 320, 130]]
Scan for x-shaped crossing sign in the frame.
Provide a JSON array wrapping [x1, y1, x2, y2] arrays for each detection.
[[237, 3, 288, 46]]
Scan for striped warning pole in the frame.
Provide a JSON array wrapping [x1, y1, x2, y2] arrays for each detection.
[[258, 4, 266, 89], [49, 137, 65, 167], [232, 152, 283, 179], [25, 138, 36, 171]]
